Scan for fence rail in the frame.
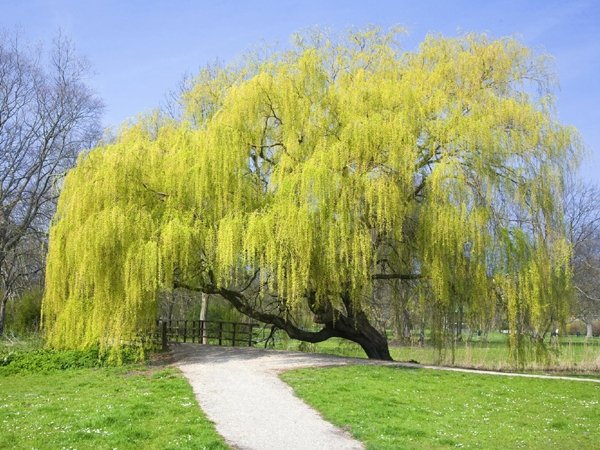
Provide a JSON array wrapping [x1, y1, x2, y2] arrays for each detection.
[[155, 319, 258, 350]]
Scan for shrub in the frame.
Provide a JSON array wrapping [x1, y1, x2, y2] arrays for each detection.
[[298, 341, 317, 353], [593, 320, 600, 337], [566, 320, 586, 335], [0, 346, 143, 375], [5, 287, 43, 335]]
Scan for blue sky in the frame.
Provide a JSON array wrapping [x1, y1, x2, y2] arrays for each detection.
[[2, 0, 599, 181]]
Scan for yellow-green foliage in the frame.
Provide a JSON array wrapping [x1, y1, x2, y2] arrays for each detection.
[[43, 29, 579, 355]]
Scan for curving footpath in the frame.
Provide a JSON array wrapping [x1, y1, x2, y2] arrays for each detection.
[[174, 345, 365, 450], [173, 344, 600, 450]]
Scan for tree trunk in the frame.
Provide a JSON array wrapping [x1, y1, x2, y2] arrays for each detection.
[[328, 310, 393, 360], [402, 306, 412, 343], [167, 290, 174, 321], [419, 317, 426, 347], [392, 301, 402, 341], [393, 295, 412, 344], [456, 305, 464, 342], [348, 321, 392, 360], [209, 285, 394, 360], [0, 296, 7, 337], [333, 293, 392, 360], [586, 322, 593, 338], [200, 293, 208, 344]]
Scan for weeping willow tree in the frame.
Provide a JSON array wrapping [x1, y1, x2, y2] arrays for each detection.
[[42, 28, 579, 361]]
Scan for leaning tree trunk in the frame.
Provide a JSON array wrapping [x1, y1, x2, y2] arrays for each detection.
[[335, 292, 392, 360], [336, 311, 392, 360], [208, 285, 393, 360]]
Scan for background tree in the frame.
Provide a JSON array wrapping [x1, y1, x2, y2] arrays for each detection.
[[43, 29, 578, 361], [0, 31, 103, 335], [564, 180, 600, 337]]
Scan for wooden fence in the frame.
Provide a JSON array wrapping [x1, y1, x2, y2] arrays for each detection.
[[155, 319, 258, 350]]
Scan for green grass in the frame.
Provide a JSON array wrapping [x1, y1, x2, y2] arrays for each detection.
[[0, 333, 44, 352], [271, 332, 600, 373], [282, 365, 600, 449], [0, 366, 228, 449]]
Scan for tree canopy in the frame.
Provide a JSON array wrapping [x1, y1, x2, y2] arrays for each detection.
[[42, 29, 579, 360]]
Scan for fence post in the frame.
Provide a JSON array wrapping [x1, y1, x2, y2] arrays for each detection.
[[248, 324, 254, 347], [161, 321, 168, 351], [232, 322, 237, 346], [218, 322, 223, 346], [183, 320, 187, 343]]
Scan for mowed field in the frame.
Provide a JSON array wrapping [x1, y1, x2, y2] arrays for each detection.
[[1, 335, 599, 449], [282, 365, 600, 449], [0, 353, 227, 449]]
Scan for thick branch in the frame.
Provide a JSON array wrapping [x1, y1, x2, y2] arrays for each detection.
[[175, 282, 340, 343], [372, 273, 422, 280]]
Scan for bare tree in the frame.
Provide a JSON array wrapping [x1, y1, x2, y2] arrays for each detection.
[[0, 31, 103, 335], [564, 179, 600, 337]]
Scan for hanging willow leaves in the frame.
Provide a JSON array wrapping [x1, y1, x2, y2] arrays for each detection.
[[42, 29, 579, 361]]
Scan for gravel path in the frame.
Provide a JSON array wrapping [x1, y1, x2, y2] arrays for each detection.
[[174, 344, 365, 450], [173, 344, 600, 450]]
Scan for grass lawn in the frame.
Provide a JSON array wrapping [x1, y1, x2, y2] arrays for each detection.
[[272, 332, 600, 373], [281, 365, 600, 449], [0, 366, 228, 449]]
